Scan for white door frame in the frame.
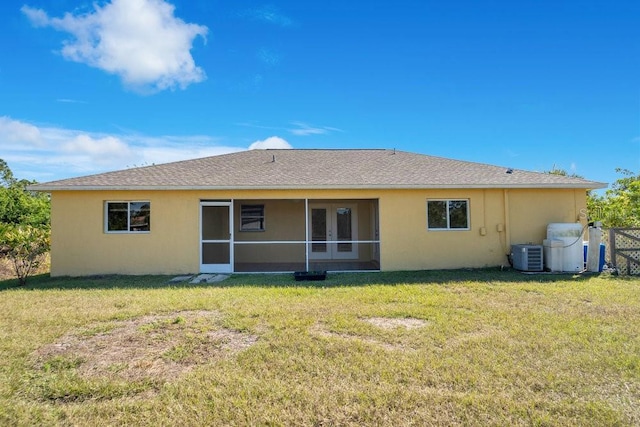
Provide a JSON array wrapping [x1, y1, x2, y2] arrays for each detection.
[[308, 203, 359, 260], [200, 201, 233, 273]]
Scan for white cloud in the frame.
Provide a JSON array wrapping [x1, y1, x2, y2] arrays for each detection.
[[22, 0, 208, 92], [0, 119, 138, 174], [0, 116, 42, 145], [238, 121, 342, 136], [243, 5, 293, 27], [61, 135, 135, 165], [257, 48, 281, 66], [288, 121, 343, 136], [138, 144, 243, 166], [21, 6, 48, 27], [57, 98, 88, 104], [249, 136, 292, 150], [0, 117, 293, 181]]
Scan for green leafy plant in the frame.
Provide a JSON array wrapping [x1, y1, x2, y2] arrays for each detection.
[[588, 168, 640, 227], [0, 223, 51, 285], [0, 159, 50, 227]]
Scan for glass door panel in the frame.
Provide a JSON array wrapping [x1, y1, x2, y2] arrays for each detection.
[[310, 207, 330, 259], [308, 204, 358, 260], [336, 207, 353, 253], [332, 205, 358, 259]]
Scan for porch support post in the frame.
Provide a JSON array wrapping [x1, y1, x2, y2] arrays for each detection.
[[230, 199, 235, 273], [305, 198, 309, 271]]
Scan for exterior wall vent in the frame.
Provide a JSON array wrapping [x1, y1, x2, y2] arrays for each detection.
[[511, 244, 544, 272]]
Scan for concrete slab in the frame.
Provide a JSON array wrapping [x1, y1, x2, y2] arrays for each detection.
[[206, 274, 230, 283], [190, 274, 216, 284], [189, 274, 230, 284], [168, 275, 194, 283]]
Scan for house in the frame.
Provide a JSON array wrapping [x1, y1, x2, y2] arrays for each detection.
[[30, 149, 606, 276]]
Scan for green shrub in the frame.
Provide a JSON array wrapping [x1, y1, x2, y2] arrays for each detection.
[[0, 223, 50, 285]]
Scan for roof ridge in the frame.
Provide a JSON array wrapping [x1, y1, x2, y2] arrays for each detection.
[[264, 148, 389, 151]]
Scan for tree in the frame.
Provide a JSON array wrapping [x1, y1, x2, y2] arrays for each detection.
[[0, 159, 50, 227], [0, 160, 51, 284], [588, 168, 640, 227], [0, 159, 15, 184], [0, 223, 50, 285], [545, 165, 584, 179]]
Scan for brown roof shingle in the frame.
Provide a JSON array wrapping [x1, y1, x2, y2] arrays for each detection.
[[30, 149, 606, 190]]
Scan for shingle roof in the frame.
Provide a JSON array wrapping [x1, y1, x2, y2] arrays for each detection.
[[30, 149, 606, 191]]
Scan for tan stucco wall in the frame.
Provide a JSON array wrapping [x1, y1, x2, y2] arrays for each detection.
[[49, 188, 587, 276], [379, 188, 586, 270], [507, 189, 584, 244], [50, 190, 201, 276]]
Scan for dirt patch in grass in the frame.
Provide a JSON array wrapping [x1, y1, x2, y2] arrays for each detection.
[[312, 317, 429, 352], [362, 317, 429, 329], [32, 310, 257, 383]]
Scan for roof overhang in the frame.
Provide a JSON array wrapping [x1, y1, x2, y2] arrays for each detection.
[[28, 182, 608, 192]]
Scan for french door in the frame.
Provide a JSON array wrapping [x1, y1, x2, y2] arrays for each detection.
[[200, 202, 233, 273], [309, 203, 358, 260]]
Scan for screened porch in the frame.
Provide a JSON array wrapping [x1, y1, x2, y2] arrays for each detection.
[[200, 199, 380, 273]]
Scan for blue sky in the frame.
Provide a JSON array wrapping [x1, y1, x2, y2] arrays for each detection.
[[0, 0, 638, 187]]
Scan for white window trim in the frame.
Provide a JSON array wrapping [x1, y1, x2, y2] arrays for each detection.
[[427, 199, 470, 231], [239, 204, 266, 232], [105, 201, 151, 234]]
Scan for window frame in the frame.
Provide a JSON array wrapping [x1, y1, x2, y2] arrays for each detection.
[[239, 204, 266, 232], [426, 199, 470, 231], [104, 201, 151, 234]]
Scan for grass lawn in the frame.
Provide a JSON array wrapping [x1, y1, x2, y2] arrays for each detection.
[[1, 270, 639, 426]]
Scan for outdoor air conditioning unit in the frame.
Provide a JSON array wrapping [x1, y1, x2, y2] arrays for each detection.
[[511, 244, 544, 272]]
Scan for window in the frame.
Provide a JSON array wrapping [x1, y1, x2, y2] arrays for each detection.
[[427, 200, 469, 230], [105, 201, 150, 233], [240, 204, 265, 231]]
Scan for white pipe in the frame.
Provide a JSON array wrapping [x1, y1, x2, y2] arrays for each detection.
[[586, 223, 603, 272]]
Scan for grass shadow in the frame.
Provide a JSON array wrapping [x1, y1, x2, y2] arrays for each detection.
[[224, 268, 602, 288], [0, 268, 619, 292]]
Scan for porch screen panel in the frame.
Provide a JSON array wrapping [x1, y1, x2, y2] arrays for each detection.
[[308, 243, 380, 271], [202, 243, 230, 264], [234, 243, 306, 272], [336, 207, 353, 252], [202, 206, 229, 240]]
